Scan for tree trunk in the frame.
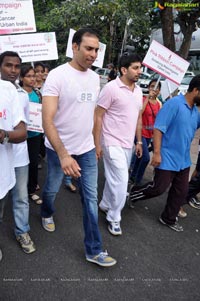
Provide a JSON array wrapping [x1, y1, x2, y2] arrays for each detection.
[[177, 26, 193, 59], [160, 4, 175, 52]]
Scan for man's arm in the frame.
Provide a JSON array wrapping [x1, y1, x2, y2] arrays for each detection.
[[135, 110, 143, 158], [93, 106, 106, 159], [0, 121, 26, 144], [42, 95, 81, 177], [151, 128, 162, 167]]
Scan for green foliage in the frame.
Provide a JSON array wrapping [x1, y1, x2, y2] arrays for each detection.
[[33, 0, 152, 66], [33, 0, 200, 66]]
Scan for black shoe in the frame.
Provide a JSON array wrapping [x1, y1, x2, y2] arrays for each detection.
[[188, 197, 200, 209], [159, 216, 183, 232]]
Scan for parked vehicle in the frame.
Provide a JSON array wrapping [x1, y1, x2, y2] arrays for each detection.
[[185, 71, 195, 76], [139, 72, 165, 94], [178, 75, 193, 95], [95, 67, 110, 87]]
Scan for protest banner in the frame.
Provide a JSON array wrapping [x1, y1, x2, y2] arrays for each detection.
[[143, 40, 190, 85], [0, 0, 36, 35], [27, 102, 43, 133], [0, 32, 58, 62]]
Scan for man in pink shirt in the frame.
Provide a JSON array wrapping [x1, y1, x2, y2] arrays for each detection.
[[42, 28, 116, 267], [94, 54, 143, 235]]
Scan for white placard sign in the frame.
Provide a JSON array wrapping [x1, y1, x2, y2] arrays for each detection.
[[0, 0, 36, 35], [160, 79, 179, 100], [66, 28, 106, 68], [0, 32, 58, 62], [27, 102, 43, 133], [143, 40, 190, 85]]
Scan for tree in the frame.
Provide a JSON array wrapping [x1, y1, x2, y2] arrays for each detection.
[[158, 0, 200, 59], [33, 0, 152, 66]]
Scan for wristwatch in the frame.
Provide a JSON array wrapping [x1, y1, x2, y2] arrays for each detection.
[[1, 130, 9, 144], [136, 141, 143, 145]]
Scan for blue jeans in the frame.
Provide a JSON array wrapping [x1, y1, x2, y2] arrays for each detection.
[[10, 165, 30, 236], [130, 137, 152, 184], [64, 175, 72, 185], [42, 148, 102, 256]]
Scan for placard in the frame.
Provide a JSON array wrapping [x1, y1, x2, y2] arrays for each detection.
[[0, 0, 36, 35], [27, 102, 43, 133], [143, 40, 190, 85], [0, 32, 58, 62]]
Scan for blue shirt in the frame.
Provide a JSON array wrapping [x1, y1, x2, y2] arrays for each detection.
[[28, 90, 41, 138], [154, 93, 200, 171]]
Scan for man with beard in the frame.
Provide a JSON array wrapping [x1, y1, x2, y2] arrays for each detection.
[[127, 75, 200, 232], [94, 54, 143, 236]]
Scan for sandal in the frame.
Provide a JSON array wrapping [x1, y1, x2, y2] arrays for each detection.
[[29, 194, 43, 205], [65, 183, 77, 193]]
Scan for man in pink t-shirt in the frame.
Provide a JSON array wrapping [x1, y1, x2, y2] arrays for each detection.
[[94, 54, 143, 236], [41, 28, 116, 267]]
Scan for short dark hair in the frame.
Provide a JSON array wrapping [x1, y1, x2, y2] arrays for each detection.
[[188, 75, 200, 92], [72, 28, 99, 46], [0, 51, 22, 66], [19, 64, 34, 86], [43, 63, 50, 71], [34, 61, 45, 71], [148, 79, 161, 90], [118, 53, 142, 76]]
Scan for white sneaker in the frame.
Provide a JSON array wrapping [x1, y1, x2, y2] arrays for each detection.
[[108, 222, 122, 235]]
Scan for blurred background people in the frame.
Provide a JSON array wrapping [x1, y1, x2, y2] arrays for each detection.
[[20, 64, 42, 205], [129, 79, 162, 185]]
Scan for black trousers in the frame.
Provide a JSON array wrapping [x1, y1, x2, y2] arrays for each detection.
[[27, 134, 42, 194], [130, 167, 190, 224], [187, 172, 200, 200]]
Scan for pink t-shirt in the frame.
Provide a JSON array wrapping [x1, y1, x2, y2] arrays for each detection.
[[97, 77, 143, 148], [42, 63, 100, 155]]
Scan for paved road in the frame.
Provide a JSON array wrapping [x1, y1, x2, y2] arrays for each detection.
[[0, 133, 200, 301]]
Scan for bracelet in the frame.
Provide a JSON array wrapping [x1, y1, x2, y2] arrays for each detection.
[[136, 141, 143, 145], [0, 130, 9, 144]]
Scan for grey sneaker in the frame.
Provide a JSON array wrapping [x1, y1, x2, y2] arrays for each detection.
[[86, 251, 117, 267], [42, 216, 55, 232], [16, 233, 36, 254], [159, 216, 183, 232], [188, 197, 200, 210]]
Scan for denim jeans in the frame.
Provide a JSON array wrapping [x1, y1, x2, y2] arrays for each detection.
[[130, 137, 152, 184], [64, 175, 72, 185], [0, 197, 7, 223], [10, 165, 30, 236], [42, 148, 102, 256]]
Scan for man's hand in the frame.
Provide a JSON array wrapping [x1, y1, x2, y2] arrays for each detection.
[[135, 144, 143, 158], [151, 153, 161, 167], [0, 129, 5, 143], [60, 155, 81, 178], [96, 145, 103, 160]]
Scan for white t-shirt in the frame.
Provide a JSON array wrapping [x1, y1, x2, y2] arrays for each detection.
[[97, 77, 143, 148], [13, 85, 29, 167], [42, 63, 100, 155], [0, 80, 26, 199]]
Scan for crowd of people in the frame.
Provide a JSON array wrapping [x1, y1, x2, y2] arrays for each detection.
[[1, 27, 200, 267]]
